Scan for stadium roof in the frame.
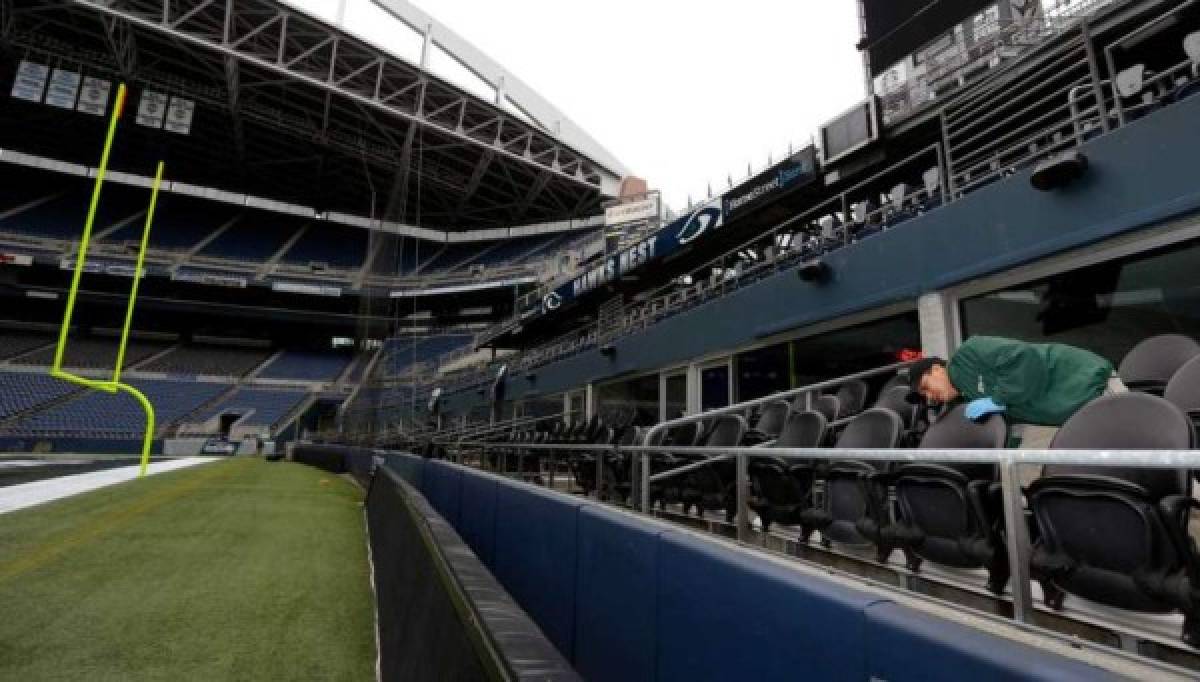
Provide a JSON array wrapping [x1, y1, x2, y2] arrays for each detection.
[[0, 0, 628, 228]]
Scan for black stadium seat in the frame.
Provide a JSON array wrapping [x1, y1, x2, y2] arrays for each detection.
[[834, 380, 869, 417], [1165, 355, 1200, 428], [800, 408, 902, 554], [679, 414, 747, 519], [811, 394, 841, 423], [1118, 334, 1200, 394], [1030, 392, 1200, 645], [882, 406, 1010, 594], [743, 399, 790, 445], [873, 384, 921, 443], [750, 410, 828, 532]]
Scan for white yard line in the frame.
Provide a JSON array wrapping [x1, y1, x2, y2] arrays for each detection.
[[0, 457, 217, 515]]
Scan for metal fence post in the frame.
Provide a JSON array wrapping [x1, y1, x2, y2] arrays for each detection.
[[1000, 458, 1034, 623], [640, 452, 651, 513], [736, 453, 751, 542], [594, 447, 605, 500]]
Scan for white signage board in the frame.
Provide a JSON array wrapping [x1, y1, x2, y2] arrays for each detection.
[[44, 68, 81, 109], [136, 89, 168, 128], [76, 77, 112, 116], [11, 61, 49, 102]]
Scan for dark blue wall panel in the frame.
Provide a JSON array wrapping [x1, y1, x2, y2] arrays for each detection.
[[444, 95, 1200, 415], [423, 460, 463, 528], [863, 601, 1123, 682], [574, 505, 661, 682], [655, 530, 878, 680], [492, 479, 583, 660], [457, 468, 499, 568]]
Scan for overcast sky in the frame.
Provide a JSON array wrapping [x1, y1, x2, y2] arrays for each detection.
[[287, 0, 865, 212]]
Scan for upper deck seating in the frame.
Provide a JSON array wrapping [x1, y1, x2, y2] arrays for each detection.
[[278, 223, 368, 269], [885, 405, 1010, 594], [1029, 392, 1199, 645], [14, 337, 169, 370], [197, 213, 300, 261], [0, 330, 52, 361], [141, 344, 271, 377], [257, 350, 352, 382], [101, 193, 239, 251], [0, 371, 78, 420], [1117, 334, 1200, 394], [1174, 32, 1200, 100]]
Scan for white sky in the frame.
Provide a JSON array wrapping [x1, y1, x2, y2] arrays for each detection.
[[286, 0, 865, 212]]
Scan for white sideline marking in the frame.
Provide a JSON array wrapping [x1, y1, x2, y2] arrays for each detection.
[[0, 457, 216, 515]]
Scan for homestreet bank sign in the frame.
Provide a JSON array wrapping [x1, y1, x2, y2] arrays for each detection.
[[723, 145, 818, 218]]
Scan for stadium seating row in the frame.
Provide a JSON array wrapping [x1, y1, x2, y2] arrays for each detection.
[[487, 334, 1200, 646]]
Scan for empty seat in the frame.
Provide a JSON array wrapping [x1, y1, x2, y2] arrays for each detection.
[[743, 399, 790, 445], [679, 414, 747, 519], [1118, 334, 1200, 394], [834, 380, 869, 417], [1029, 392, 1200, 645], [883, 405, 1009, 593], [872, 385, 921, 442], [800, 408, 902, 554], [810, 394, 841, 423], [1164, 355, 1200, 426], [750, 411, 829, 532]]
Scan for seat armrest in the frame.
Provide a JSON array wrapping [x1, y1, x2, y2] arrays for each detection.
[[1160, 495, 1200, 583]]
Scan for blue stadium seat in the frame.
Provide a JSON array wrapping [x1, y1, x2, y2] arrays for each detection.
[[257, 350, 352, 382]]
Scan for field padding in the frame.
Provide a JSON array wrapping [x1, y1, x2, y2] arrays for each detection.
[[0, 457, 214, 515]]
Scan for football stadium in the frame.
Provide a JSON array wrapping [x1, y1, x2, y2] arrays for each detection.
[[4, 0, 1200, 679]]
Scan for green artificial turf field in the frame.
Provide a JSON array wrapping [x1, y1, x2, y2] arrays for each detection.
[[0, 458, 376, 681]]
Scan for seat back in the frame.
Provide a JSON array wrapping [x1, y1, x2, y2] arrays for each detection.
[[752, 400, 791, 439], [1164, 355, 1200, 426], [873, 385, 919, 431], [774, 411, 828, 449], [1117, 334, 1200, 393], [834, 380, 869, 416], [915, 404, 1006, 480], [1031, 393, 1195, 613], [834, 408, 902, 450], [702, 414, 748, 448], [812, 394, 841, 422]]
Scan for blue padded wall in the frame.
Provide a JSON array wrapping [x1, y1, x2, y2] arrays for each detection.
[[383, 459, 1134, 682], [863, 602, 1121, 682], [423, 460, 464, 528], [458, 471, 499, 568], [492, 478, 583, 660], [655, 530, 877, 680], [574, 505, 661, 682]]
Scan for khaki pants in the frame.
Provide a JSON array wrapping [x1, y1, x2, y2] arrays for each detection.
[[1015, 375, 1127, 486]]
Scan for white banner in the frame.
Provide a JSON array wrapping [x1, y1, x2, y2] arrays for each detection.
[[10, 61, 49, 102], [44, 69, 81, 109], [172, 271, 247, 288], [0, 252, 33, 267], [76, 77, 112, 116], [164, 96, 195, 135], [604, 196, 660, 227], [135, 90, 168, 128], [272, 281, 342, 297]]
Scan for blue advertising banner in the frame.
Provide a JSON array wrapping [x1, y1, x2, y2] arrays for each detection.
[[530, 145, 818, 318]]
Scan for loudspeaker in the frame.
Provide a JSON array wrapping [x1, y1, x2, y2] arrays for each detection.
[[1030, 151, 1088, 191]]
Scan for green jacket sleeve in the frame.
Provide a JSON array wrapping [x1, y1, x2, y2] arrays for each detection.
[[988, 340, 1049, 407]]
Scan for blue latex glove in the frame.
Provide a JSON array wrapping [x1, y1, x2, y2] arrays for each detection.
[[964, 397, 1005, 421]]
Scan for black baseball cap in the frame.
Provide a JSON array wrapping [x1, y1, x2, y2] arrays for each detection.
[[903, 357, 946, 404]]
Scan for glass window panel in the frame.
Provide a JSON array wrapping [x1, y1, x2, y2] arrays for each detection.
[[959, 239, 1200, 365], [664, 373, 688, 420], [701, 365, 731, 411], [596, 374, 660, 426]]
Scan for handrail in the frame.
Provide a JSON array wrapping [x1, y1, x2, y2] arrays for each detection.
[[642, 361, 911, 445], [436, 411, 566, 442]]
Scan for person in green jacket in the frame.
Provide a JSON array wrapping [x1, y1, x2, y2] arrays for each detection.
[[906, 336, 1125, 447]]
